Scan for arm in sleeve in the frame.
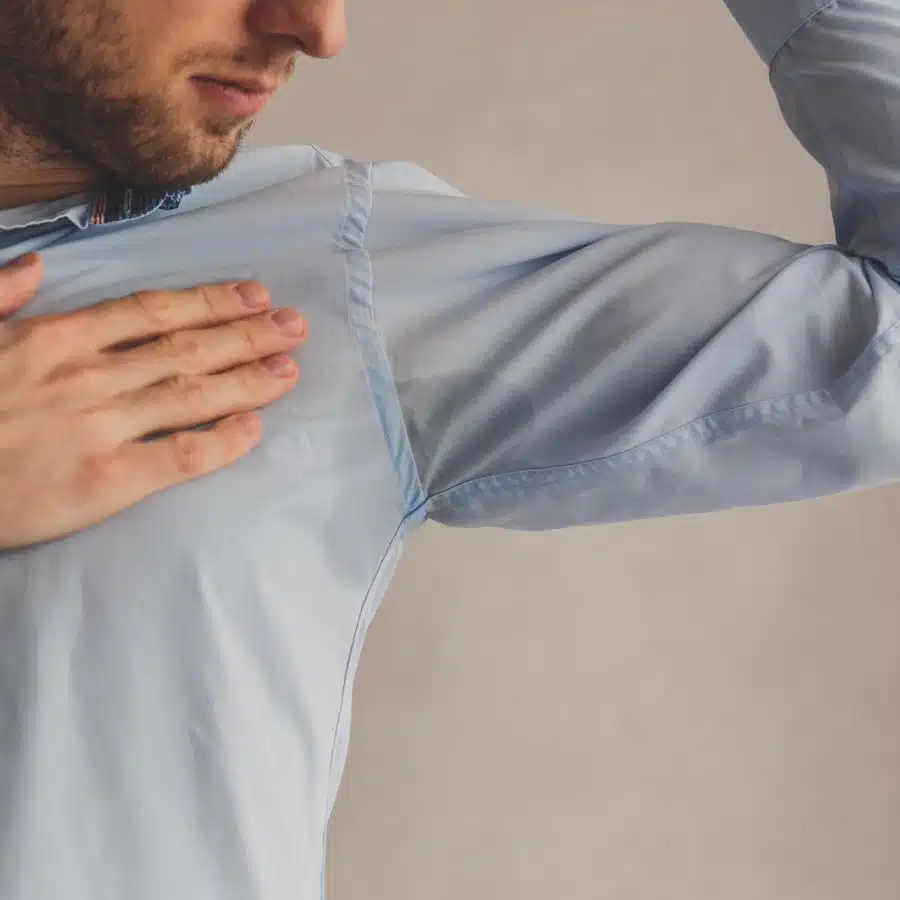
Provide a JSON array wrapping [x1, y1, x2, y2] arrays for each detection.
[[725, 0, 900, 274], [361, 0, 900, 529]]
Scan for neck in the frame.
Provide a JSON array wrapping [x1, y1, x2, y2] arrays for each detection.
[[0, 114, 101, 210], [0, 167, 101, 209]]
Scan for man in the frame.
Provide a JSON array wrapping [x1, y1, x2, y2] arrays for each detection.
[[0, 0, 898, 897]]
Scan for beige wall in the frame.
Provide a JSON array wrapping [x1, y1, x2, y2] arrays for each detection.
[[250, 1, 900, 897]]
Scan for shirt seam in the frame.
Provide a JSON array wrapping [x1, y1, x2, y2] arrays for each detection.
[[428, 304, 900, 514], [319, 517, 408, 900], [334, 158, 427, 520], [768, 0, 838, 69], [312, 144, 340, 169]]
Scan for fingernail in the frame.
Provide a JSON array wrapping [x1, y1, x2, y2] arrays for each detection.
[[262, 354, 297, 377], [271, 308, 306, 336], [235, 282, 268, 309]]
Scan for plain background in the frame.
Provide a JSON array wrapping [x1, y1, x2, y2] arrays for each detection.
[[249, 1, 900, 897]]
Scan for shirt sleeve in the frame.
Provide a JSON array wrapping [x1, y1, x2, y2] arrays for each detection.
[[358, 0, 900, 529], [727, 0, 900, 274], [722, 0, 837, 64]]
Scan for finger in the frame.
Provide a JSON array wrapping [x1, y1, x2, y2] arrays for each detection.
[[102, 308, 307, 397], [0, 254, 44, 317], [100, 412, 264, 506], [107, 357, 299, 442], [67, 281, 271, 351]]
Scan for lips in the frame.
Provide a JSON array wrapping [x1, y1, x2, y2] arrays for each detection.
[[200, 75, 279, 95], [191, 76, 276, 117]]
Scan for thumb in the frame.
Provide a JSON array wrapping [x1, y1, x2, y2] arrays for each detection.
[[0, 254, 44, 318]]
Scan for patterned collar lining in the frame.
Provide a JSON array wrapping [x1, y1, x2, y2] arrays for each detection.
[[89, 185, 192, 226]]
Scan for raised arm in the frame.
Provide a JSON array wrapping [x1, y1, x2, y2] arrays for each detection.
[[726, 0, 900, 273], [358, 0, 900, 529]]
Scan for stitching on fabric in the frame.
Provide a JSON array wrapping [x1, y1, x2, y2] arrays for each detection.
[[428, 314, 900, 510], [320, 163, 430, 894], [769, 0, 838, 68], [336, 160, 427, 518], [319, 522, 406, 900], [312, 145, 339, 169]]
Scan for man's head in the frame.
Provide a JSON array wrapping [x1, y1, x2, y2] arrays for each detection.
[[0, 1, 346, 193]]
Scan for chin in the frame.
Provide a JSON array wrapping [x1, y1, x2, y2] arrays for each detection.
[[141, 130, 245, 190], [195, 121, 250, 172]]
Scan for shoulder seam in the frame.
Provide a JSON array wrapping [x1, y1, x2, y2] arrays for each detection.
[[337, 160, 428, 521]]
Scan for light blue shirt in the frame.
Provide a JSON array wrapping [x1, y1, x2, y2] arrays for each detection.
[[2, 1, 899, 897]]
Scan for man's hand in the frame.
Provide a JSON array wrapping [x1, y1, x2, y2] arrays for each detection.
[[0, 253, 308, 549]]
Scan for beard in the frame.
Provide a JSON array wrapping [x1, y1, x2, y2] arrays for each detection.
[[0, 1, 284, 191]]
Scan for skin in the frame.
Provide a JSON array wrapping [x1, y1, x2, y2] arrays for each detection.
[[0, 1, 348, 547], [0, 0, 347, 207]]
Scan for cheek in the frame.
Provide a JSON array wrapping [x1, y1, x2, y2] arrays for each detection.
[[123, 49, 190, 104], [104, 0, 250, 98], [161, 0, 250, 53]]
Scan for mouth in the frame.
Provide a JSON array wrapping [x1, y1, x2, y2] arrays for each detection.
[[190, 75, 277, 118]]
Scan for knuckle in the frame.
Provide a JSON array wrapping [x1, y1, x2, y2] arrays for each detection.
[[156, 332, 179, 357], [239, 365, 268, 394], [169, 431, 207, 477], [167, 373, 206, 400], [194, 285, 219, 319], [239, 324, 265, 357], [133, 289, 174, 328], [80, 450, 124, 493], [163, 332, 204, 369]]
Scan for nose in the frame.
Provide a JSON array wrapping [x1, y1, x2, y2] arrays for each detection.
[[249, 0, 347, 59]]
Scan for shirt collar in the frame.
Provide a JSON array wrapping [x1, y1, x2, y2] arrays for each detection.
[[0, 185, 193, 233], [89, 185, 193, 226]]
